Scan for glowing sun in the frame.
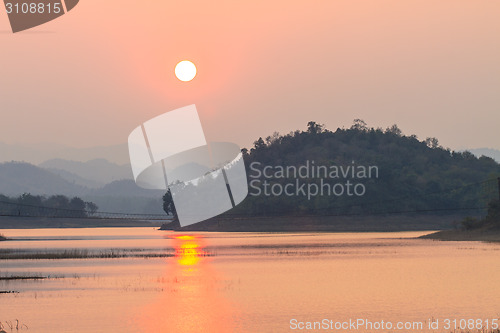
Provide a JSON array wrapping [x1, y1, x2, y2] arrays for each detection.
[[175, 60, 197, 82]]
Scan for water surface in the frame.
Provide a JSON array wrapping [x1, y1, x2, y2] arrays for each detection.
[[1, 228, 499, 332]]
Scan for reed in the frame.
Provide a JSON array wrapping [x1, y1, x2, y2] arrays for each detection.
[[0, 275, 46, 280], [0, 249, 177, 260]]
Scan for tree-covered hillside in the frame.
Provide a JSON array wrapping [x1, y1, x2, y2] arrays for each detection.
[[230, 120, 500, 217]]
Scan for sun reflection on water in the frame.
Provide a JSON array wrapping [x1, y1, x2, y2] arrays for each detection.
[[175, 235, 205, 266], [136, 233, 238, 333]]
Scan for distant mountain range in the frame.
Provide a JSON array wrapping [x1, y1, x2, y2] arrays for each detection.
[[39, 158, 133, 188], [468, 148, 500, 163], [0, 162, 87, 197], [0, 161, 165, 215], [0, 142, 130, 165]]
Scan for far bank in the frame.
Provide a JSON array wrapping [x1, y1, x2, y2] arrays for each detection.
[[0, 216, 163, 229], [421, 200, 500, 242], [159, 214, 467, 232], [421, 227, 500, 242]]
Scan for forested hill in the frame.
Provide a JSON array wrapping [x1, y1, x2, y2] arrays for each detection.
[[232, 120, 500, 217]]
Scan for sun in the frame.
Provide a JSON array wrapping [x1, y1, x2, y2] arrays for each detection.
[[175, 60, 197, 82]]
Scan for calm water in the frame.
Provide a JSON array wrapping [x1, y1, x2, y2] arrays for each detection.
[[1, 228, 499, 332]]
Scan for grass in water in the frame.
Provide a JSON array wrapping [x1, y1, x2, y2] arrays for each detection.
[[0, 248, 178, 260], [0, 275, 48, 281]]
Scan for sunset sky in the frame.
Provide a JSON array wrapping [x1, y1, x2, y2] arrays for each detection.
[[0, 0, 499, 153]]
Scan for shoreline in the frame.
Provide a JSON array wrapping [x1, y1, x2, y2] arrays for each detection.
[[159, 214, 463, 232], [0, 214, 472, 232], [0, 216, 163, 229], [3, 216, 499, 242], [420, 228, 500, 242]]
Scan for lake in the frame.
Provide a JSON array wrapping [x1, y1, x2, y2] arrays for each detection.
[[1, 228, 499, 332]]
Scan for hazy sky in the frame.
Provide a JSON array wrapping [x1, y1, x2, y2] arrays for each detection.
[[1, 0, 499, 152]]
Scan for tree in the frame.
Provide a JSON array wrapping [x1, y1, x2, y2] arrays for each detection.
[[351, 119, 368, 131], [265, 131, 281, 145], [45, 195, 70, 217], [307, 121, 324, 134], [385, 124, 402, 136], [162, 189, 181, 229], [45, 195, 70, 209], [1, 193, 97, 218], [425, 137, 439, 149], [69, 197, 87, 218], [17, 193, 43, 216], [85, 202, 99, 216], [486, 200, 500, 224], [163, 189, 178, 221], [18, 193, 43, 206], [252, 137, 266, 150]]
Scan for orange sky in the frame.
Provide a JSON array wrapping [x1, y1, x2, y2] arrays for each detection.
[[0, 0, 499, 151]]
